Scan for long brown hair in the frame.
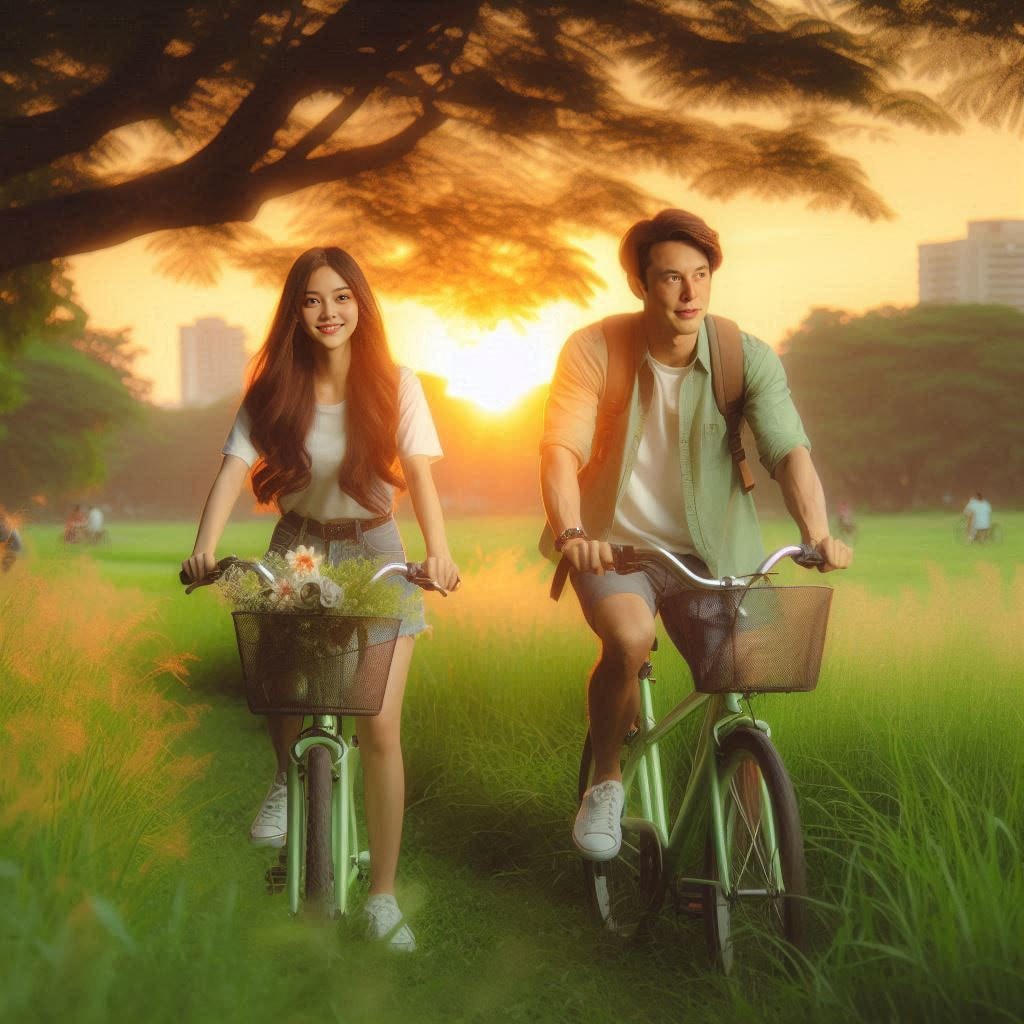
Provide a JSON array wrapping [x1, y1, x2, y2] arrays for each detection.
[[245, 247, 402, 514]]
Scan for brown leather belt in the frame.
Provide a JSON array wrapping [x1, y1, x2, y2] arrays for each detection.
[[281, 509, 393, 543]]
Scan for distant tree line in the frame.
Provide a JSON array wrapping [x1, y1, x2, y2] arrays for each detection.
[[3, 298, 1021, 519]]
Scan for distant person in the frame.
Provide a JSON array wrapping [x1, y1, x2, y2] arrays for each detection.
[[835, 499, 857, 544], [86, 505, 105, 543], [0, 513, 21, 572], [64, 504, 86, 543], [539, 208, 852, 864], [963, 492, 993, 543], [180, 246, 459, 952]]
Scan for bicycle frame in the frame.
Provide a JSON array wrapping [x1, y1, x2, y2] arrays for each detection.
[[284, 714, 362, 916], [620, 678, 777, 899]]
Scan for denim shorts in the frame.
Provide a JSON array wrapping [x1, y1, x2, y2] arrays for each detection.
[[570, 552, 714, 674], [266, 515, 426, 638]]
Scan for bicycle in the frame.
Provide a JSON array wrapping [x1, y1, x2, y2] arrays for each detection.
[[954, 516, 1002, 545], [576, 543, 832, 974], [182, 555, 445, 919]]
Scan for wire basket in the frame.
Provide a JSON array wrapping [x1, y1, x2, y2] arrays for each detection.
[[662, 584, 833, 694], [231, 612, 401, 715]]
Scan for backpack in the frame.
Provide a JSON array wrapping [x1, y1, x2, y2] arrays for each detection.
[[588, 312, 754, 492]]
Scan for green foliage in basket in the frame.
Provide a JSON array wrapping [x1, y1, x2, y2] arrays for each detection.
[[215, 546, 413, 620]]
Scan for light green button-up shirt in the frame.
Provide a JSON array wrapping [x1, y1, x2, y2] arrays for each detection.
[[540, 317, 811, 578]]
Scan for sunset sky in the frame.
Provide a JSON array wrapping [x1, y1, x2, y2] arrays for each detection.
[[69, 117, 1023, 412]]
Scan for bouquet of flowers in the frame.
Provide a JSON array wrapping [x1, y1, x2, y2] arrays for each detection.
[[216, 545, 414, 620]]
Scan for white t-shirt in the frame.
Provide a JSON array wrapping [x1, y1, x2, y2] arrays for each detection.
[[223, 366, 442, 520], [608, 354, 697, 554], [963, 497, 992, 529]]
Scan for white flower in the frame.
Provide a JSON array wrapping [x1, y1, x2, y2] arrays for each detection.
[[319, 578, 344, 609], [271, 577, 297, 606], [286, 545, 323, 578]]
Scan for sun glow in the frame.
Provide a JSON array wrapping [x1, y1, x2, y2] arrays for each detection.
[[388, 306, 582, 415]]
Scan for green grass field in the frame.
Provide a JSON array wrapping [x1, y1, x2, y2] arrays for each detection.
[[1, 513, 1022, 1023]]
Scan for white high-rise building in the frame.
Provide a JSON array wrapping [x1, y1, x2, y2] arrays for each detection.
[[919, 220, 1024, 311], [179, 317, 248, 407]]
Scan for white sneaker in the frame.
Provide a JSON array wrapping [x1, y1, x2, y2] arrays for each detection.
[[250, 771, 288, 848], [573, 780, 625, 861], [364, 894, 417, 952]]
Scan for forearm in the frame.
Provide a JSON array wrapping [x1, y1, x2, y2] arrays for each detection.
[[191, 455, 250, 556], [775, 446, 830, 544], [402, 456, 451, 557], [541, 445, 584, 535]]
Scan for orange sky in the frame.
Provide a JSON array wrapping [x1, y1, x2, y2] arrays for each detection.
[[69, 119, 1023, 411]]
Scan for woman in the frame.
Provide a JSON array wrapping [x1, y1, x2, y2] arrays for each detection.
[[181, 247, 459, 951]]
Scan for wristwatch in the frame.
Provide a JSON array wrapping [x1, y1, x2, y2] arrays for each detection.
[[554, 526, 587, 552]]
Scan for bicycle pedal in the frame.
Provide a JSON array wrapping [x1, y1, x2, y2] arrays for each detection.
[[673, 883, 705, 919]]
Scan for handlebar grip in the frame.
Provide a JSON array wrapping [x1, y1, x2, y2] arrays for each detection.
[[179, 569, 190, 585], [793, 544, 825, 568]]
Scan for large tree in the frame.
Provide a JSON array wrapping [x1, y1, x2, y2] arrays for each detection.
[[4, 0, 1003, 334], [780, 303, 1024, 508]]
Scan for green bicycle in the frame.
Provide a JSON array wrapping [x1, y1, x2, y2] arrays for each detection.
[[183, 556, 443, 918], [577, 543, 832, 973]]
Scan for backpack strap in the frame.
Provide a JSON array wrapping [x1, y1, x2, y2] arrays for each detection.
[[587, 314, 637, 474], [550, 314, 637, 601], [706, 315, 755, 493]]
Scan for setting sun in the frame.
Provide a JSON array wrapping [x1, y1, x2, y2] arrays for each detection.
[[442, 322, 551, 413]]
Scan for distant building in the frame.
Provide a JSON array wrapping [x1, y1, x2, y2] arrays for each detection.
[[919, 220, 1024, 312], [179, 317, 248, 407]]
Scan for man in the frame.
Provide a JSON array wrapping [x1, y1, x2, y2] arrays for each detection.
[[962, 492, 992, 543], [539, 209, 852, 861], [0, 513, 21, 572]]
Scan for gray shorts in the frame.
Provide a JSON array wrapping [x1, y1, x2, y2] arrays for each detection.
[[266, 516, 426, 638], [570, 552, 713, 672]]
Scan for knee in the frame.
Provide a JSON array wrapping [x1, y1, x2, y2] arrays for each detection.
[[356, 719, 403, 760], [598, 623, 656, 678]]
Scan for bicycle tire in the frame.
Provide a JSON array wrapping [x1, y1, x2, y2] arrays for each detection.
[[577, 731, 664, 941], [304, 744, 335, 916], [703, 726, 806, 974]]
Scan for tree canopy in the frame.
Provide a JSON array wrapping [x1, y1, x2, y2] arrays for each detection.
[[4, 0, 1015, 332], [780, 303, 1024, 509]]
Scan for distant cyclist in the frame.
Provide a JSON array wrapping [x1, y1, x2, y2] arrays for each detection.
[[835, 499, 857, 545], [0, 513, 22, 572], [963, 492, 993, 543]]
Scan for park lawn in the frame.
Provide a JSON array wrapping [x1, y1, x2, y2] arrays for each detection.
[[1, 514, 1022, 1022]]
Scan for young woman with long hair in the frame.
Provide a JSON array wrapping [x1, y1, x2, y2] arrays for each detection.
[[181, 247, 460, 951]]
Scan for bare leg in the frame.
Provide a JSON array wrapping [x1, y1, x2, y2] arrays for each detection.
[[356, 635, 415, 896], [587, 593, 657, 784], [267, 714, 305, 774]]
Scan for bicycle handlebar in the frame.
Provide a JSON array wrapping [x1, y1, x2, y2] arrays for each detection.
[[611, 543, 824, 590], [179, 556, 451, 597]]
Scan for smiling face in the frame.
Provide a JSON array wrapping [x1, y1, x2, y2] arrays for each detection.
[[642, 240, 712, 341], [299, 264, 359, 349]]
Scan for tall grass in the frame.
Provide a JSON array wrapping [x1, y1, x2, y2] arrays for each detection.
[[3, 519, 1022, 1022]]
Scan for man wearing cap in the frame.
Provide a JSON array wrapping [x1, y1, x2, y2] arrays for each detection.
[[539, 208, 851, 861]]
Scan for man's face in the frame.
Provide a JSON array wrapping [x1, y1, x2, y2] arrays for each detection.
[[642, 240, 712, 337]]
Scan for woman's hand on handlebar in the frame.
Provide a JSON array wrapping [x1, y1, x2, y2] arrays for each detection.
[[562, 537, 616, 575], [423, 553, 461, 593], [181, 551, 217, 584], [808, 534, 853, 573]]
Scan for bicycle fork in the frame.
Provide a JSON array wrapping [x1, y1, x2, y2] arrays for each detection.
[[284, 717, 360, 916]]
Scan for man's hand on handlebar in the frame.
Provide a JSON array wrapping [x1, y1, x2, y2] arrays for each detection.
[[807, 535, 852, 573], [561, 537, 616, 575]]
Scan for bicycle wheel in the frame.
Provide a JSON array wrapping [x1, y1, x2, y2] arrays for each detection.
[[953, 517, 969, 544], [304, 744, 335, 916], [578, 731, 664, 940], [703, 727, 806, 974]]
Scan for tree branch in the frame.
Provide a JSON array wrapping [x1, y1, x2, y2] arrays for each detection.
[[0, 4, 265, 181]]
